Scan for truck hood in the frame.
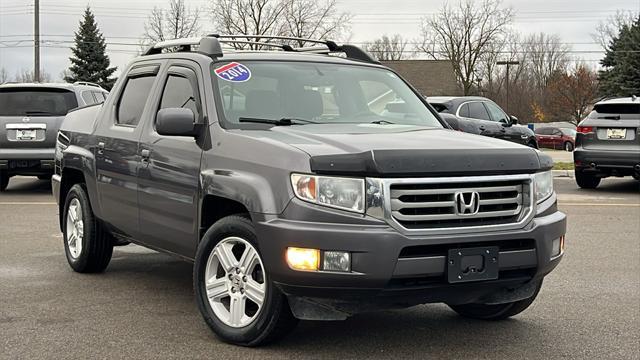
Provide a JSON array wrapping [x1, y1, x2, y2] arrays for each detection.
[[244, 124, 552, 176]]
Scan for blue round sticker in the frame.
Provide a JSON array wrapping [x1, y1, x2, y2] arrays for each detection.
[[214, 62, 251, 82]]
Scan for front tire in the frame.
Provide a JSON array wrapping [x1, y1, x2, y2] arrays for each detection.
[[575, 169, 601, 189], [63, 184, 113, 273], [194, 215, 298, 346], [527, 140, 538, 149], [449, 281, 542, 320]]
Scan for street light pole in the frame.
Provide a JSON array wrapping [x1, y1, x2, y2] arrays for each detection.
[[496, 60, 519, 114], [34, 0, 40, 83]]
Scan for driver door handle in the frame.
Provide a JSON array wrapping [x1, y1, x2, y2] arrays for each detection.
[[478, 126, 486, 130]]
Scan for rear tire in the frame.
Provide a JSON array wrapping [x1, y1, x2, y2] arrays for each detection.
[[194, 215, 298, 346], [0, 172, 8, 192], [564, 141, 574, 152], [575, 169, 601, 189], [63, 184, 113, 273], [449, 281, 542, 320]]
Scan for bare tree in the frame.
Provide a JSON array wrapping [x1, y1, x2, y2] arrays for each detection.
[[143, 0, 201, 44], [418, 0, 514, 95], [15, 69, 51, 83], [364, 34, 409, 61], [592, 10, 638, 49], [209, 0, 352, 49], [0, 67, 9, 84], [280, 0, 351, 46], [523, 32, 570, 91], [209, 0, 288, 48]]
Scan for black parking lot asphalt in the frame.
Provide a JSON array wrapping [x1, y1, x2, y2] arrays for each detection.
[[1, 177, 639, 359]]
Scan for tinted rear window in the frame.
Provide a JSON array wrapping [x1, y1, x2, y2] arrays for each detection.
[[593, 103, 640, 116], [0, 88, 78, 116]]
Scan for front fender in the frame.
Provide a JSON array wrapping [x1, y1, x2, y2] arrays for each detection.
[[200, 168, 293, 215]]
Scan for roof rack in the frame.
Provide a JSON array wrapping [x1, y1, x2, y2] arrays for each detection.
[[142, 34, 379, 64], [74, 81, 103, 89]]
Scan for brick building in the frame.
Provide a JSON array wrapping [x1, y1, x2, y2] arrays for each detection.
[[382, 60, 461, 97]]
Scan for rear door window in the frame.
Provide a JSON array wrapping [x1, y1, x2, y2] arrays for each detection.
[[117, 75, 157, 126], [458, 103, 470, 117], [0, 88, 78, 116]]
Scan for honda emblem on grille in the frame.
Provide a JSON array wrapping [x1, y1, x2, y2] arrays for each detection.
[[454, 191, 480, 216], [22, 117, 31, 123]]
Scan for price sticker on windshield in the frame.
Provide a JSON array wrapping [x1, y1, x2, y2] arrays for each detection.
[[214, 62, 251, 82]]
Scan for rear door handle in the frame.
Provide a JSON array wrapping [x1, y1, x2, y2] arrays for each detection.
[[97, 141, 105, 155], [478, 126, 486, 131]]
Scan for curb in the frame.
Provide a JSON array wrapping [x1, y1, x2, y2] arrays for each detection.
[[552, 170, 574, 178]]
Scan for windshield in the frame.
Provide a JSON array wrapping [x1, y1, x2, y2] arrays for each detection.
[[213, 61, 442, 127], [591, 103, 640, 120], [0, 88, 78, 116], [560, 128, 576, 136]]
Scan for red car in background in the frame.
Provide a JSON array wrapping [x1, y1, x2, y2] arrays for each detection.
[[535, 127, 576, 151]]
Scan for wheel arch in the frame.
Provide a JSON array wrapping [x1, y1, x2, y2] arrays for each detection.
[[199, 194, 251, 241]]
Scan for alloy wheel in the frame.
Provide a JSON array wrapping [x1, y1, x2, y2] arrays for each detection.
[[204, 237, 266, 328], [65, 198, 84, 259]]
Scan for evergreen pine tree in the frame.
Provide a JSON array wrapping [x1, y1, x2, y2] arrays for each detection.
[[64, 7, 117, 89], [598, 16, 640, 97]]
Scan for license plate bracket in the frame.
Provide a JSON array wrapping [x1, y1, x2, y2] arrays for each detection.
[[447, 246, 499, 283], [606, 128, 626, 140]]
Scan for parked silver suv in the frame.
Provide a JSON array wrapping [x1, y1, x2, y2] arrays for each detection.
[[0, 82, 108, 191], [574, 96, 640, 188]]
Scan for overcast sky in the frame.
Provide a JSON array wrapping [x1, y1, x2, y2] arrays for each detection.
[[1, 0, 639, 81]]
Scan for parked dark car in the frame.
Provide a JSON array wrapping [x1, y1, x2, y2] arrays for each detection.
[[52, 35, 565, 346], [0, 82, 108, 191], [535, 127, 576, 151], [427, 96, 538, 148], [574, 97, 640, 188]]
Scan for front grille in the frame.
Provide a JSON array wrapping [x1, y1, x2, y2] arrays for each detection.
[[389, 179, 531, 230]]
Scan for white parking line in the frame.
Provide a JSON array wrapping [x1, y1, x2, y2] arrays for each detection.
[[559, 202, 640, 207], [0, 202, 56, 205]]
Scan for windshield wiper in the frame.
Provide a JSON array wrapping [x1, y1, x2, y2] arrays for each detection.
[[369, 120, 396, 125], [238, 117, 318, 126], [598, 115, 621, 120]]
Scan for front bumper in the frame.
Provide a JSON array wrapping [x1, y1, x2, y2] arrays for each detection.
[[254, 197, 566, 314]]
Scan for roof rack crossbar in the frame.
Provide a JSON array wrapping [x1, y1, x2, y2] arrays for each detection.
[[142, 35, 379, 64], [74, 81, 103, 88]]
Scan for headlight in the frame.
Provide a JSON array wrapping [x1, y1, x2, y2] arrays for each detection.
[[534, 170, 553, 203], [291, 174, 365, 213]]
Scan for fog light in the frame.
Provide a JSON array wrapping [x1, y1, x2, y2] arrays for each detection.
[[551, 236, 565, 258], [286, 247, 319, 271], [323, 251, 351, 272]]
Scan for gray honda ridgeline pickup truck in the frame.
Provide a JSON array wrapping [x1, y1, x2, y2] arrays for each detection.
[[52, 35, 566, 346]]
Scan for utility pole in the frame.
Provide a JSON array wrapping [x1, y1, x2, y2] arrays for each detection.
[[496, 60, 519, 114], [34, 0, 40, 83]]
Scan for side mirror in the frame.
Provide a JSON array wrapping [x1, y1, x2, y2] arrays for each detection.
[[509, 115, 519, 124], [156, 108, 197, 137]]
